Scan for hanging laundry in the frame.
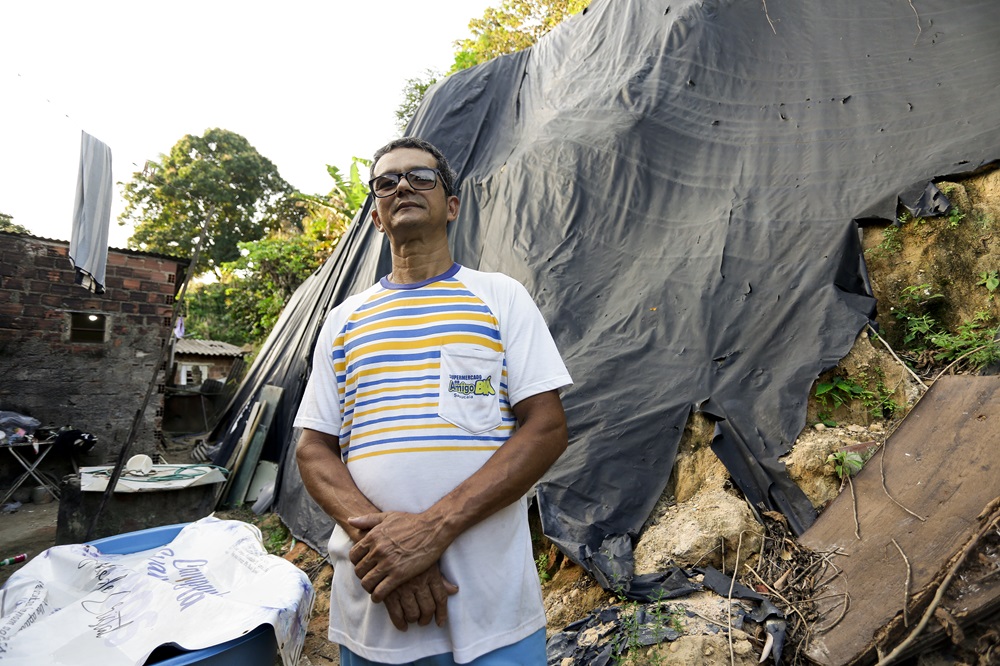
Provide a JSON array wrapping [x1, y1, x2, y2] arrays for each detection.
[[69, 130, 112, 294]]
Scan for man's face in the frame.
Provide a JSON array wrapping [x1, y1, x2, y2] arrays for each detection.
[[370, 147, 458, 241]]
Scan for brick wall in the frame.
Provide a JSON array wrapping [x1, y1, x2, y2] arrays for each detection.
[[0, 232, 189, 472]]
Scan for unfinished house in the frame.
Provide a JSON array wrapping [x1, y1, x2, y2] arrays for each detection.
[[0, 231, 188, 486]]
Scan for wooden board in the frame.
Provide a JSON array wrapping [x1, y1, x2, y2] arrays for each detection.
[[224, 400, 263, 473], [800, 376, 1000, 665], [223, 385, 283, 508]]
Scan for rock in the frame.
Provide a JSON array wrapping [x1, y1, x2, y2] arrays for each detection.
[[666, 413, 729, 503], [781, 429, 842, 509], [634, 489, 762, 573], [633, 633, 758, 665]]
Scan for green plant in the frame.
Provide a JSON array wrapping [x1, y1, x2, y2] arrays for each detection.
[[893, 283, 944, 346], [264, 522, 290, 554], [611, 599, 675, 666], [827, 450, 864, 479], [973, 210, 995, 230], [926, 310, 1000, 367], [814, 376, 865, 424], [977, 270, 999, 293], [855, 367, 899, 419], [867, 223, 903, 258], [535, 552, 551, 582], [948, 206, 966, 228]]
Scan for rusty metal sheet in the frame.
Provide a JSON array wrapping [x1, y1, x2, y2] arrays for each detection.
[[799, 376, 1000, 665]]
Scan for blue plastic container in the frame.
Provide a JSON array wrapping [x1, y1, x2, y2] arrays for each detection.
[[88, 524, 279, 666]]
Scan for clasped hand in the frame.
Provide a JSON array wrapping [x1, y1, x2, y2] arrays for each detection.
[[348, 511, 458, 631]]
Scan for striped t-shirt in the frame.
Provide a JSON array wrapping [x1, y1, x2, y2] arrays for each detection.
[[294, 263, 572, 664]]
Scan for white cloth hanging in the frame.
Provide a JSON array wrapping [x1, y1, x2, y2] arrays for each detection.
[[69, 130, 113, 294]]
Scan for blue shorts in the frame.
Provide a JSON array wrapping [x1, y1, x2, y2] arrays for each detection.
[[338, 627, 547, 666]]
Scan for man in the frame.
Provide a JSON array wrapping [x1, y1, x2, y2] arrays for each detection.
[[294, 137, 572, 665]]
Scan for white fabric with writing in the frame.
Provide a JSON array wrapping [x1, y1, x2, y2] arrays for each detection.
[[0, 516, 313, 666]]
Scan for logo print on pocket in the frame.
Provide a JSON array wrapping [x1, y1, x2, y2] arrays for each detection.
[[449, 374, 495, 399]]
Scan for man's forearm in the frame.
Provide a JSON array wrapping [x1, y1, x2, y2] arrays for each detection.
[[296, 428, 380, 543], [425, 390, 568, 543]]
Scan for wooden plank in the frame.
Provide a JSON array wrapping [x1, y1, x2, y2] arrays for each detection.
[[800, 376, 1000, 665], [216, 400, 263, 504], [224, 400, 263, 473], [223, 385, 283, 508]]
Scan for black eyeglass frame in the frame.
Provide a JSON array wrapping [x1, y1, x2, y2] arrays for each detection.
[[369, 168, 446, 198]]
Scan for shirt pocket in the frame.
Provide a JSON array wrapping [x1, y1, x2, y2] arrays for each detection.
[[438, 344, 504, 434]]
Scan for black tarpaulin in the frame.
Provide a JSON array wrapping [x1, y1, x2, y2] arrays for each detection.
[[211, 0, 1000, 587]]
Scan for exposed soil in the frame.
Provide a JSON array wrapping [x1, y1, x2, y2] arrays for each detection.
[[0, 499, 59, 587]]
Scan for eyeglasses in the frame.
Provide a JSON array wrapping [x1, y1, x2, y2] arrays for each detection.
[[369, 168, 443, 198]]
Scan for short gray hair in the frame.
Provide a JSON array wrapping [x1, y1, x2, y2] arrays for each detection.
[[371, 137, 458, 197]]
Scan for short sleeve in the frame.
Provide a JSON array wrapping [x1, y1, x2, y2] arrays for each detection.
[[293, 308, 345, 436], [500, 280, 573, 407]]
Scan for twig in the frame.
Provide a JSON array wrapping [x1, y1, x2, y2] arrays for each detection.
[[812, 592, 851, 633], [876, 502, 1000, 665], [891, 539, 912, 627], [931, 343, 992, 382], [815, 550, 848, 589], [867, 325, 929, 390], [762, 0, 777, 34], [689, 609, 733, 631], [796, 592, 852, 604], [692, 543, 722, 569], [879, 439, 927, 522], [848, 475, 861, 540], [907, 0, 922, 46], [728, 532, 742, 666], [745, 566, 812, 629]]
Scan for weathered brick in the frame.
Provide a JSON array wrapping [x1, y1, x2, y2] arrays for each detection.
[[122, 278, 142, 290], [0, 303, 23, 316], [40, 294, 64, 307], [21, 305, 46, 319]]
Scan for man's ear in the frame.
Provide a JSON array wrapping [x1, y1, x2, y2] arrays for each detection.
[[446, 195, 460, 223], [371, 207, 384, 233]]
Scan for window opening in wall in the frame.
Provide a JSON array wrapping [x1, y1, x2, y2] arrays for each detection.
[[70, 312, 106, 343], [178, 364, 209, 386]]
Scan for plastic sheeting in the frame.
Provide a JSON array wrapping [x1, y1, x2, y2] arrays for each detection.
[[210, 0, 1000, 587]]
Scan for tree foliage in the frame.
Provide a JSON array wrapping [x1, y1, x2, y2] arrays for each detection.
[[0, 212, 31, 235], [120, 128, 304, 275], [395, 0, 588, 129], [452, 0, 589, 71], [182, 158, 369, 346], [396, 70, 441, 132]]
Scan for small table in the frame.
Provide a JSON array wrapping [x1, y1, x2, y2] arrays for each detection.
[[1, 438, 60, 505]]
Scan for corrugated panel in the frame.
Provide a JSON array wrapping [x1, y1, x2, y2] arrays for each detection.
[[175, 339, 246, 357]]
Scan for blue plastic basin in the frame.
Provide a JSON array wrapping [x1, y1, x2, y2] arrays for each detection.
[[88, 524, 279, 666]]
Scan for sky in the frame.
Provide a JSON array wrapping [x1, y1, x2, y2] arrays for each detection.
[[0, 1, 495, 247]]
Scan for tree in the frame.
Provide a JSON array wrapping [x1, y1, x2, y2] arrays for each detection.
[[119, 128, 304, 275], [183, 157, 369, 346], [452, 0, 590, 71], [0, 212, 31, 235], [396, 70, 441, 132], [395, 0, 589, 128]]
